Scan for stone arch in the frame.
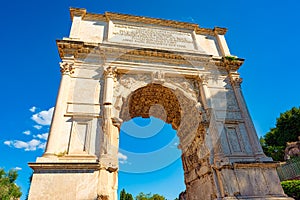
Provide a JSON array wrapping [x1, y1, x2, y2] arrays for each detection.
[[120, 84, 181, 128], [28, 8, 292, 200], [117, 83, 214, 199], [119, 83, 203, 138]]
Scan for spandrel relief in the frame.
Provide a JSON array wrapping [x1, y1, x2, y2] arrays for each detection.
[[113, 73, 152, 117], [165, 77, 200, 101]]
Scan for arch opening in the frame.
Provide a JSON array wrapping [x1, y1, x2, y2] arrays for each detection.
[[118, 116, 185, 199], [117, 83, 210, 199]]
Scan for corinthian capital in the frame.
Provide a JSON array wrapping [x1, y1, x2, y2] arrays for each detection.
[[229, 74, 243, 87], [198, 75, 209, 85], [59, 62, 74, 75], [104, 66, 117, 79]]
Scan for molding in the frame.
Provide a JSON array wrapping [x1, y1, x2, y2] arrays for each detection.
[[233, 161, 279, 169], [214, 57, 245, 71], [28, 162, 100, 171], [65, 102, 101, 118], [70, 7, 87, 20], [212, 161, 279, 170], [57, 40, 237, 69], [69, 8, 227, 36]]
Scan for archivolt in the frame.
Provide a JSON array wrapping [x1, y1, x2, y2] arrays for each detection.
[[120, 83, 202, 133]]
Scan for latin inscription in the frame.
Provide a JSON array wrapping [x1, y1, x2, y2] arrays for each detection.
[[109, 23, 196, 50]]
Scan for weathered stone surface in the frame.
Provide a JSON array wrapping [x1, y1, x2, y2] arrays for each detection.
[[28, 8, 293, 200]]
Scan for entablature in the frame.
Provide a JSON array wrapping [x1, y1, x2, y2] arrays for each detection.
[[57, 39, 244, 71]]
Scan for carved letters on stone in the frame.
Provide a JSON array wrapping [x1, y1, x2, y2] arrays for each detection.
[[109, 23, 196, 51]]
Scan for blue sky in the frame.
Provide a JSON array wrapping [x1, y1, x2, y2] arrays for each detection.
[[0, 0, 300, 199]]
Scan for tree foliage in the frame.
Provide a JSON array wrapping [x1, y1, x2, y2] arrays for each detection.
[[120, 189, 134, 200], [0, 168, 22, 200], [262, 107, 300, 161], [120, 190, 167, 200], [135, 192, 166, 200]]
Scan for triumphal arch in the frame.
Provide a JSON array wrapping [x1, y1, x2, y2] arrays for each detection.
[[28, 8, 292, 200]]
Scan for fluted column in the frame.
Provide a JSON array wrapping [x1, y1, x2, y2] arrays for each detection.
[[198, 75, 211, 109], [101, 66, 118, 158], [103, 66, 117, 105], [44, 61, 74, 156], [98, 66, 118, 200]]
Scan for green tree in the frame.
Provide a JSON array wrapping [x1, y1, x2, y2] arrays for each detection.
[[0, 168, 22, 200], [120, 189, 134, 200], [135, 192, 166, 200], [125, 193, 134, 200], [136, 192, 150, 200], [150, 194, 166, 200], [262, 107, 300, 161], [120, 189, 126, 200]]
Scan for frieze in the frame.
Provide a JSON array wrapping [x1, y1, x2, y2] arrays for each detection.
[[165, 77, 199, 101], [56, 40, 212, 66], [152, 70, 165, 83], [113, 73, 152, 116]]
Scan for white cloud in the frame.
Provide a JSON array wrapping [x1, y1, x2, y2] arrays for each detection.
[[4, 139, 45, 151], [22, 130, 31, 135], [14, 167, 22, 171], [118, 152, 128, 164], [38, 143, 46, 149], [34, 133, 49, 140], [33, 125, 42, 130], [31, 107, 54, 126], [4, 141, 12, 146], [29, 106, 37, 113]]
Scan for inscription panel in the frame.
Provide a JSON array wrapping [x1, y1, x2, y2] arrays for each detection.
[[108, 22, 196, 51]]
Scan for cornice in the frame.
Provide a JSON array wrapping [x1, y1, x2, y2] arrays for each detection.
[[104, 12, 198, 30], [56, 39, 212, 63], [195, 27, 227, 35], [69, 8, 227, 36], [28, 162, 100, 171], [212, 161, 279, 170], [70, 7, 87, 20], [57, 39, 242, 70], [214, 56, 245, 71]]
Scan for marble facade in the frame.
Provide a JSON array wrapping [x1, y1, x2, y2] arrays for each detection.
[[28, 8, 292, 200]]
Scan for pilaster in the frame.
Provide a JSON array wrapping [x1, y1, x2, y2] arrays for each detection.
[[214, 28, 231, 56], [229, 72, 268, 160]]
